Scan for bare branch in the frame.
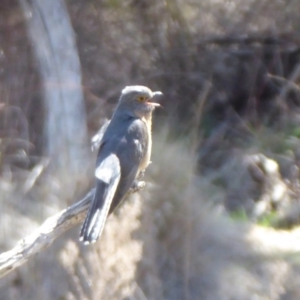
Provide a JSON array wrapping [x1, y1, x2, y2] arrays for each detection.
[[0, 179, 146, 279], [0, 189, 93, 278]]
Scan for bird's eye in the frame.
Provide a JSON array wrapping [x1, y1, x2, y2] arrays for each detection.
[[137, 95, 147, 102]]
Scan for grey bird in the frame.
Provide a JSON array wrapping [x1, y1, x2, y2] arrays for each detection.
[[80, 85, 162, 244]]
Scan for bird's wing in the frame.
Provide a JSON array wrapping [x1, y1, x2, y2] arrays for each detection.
[[107, 118, 148, 212], [91, 119, 110, 152], [79, 153, 121, 244]]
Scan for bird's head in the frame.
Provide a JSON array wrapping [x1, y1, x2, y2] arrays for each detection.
[[117, 85, 162, 118]]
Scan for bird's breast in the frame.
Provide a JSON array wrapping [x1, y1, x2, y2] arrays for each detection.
[[138, 115, 152, 172]]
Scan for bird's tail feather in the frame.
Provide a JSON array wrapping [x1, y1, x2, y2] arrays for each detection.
[[80, 154, 121, 244]]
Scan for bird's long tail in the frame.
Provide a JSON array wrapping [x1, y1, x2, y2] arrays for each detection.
[[80, 154, 121, 244]]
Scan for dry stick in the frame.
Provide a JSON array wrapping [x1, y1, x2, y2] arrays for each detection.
[[267, 73, 300, 93], [279, 62, 300, 99], [267, 63, 300, 114], [0, 184, 143, 279], [0, 189, 93, 279]]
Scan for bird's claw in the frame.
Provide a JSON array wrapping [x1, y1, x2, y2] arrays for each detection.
[[130, 180, 146, 193]]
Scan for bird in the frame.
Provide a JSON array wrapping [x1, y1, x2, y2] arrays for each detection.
[[80, 85, 162, 244]]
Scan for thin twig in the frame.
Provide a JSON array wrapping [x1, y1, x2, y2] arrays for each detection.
[[267, 73, 300, 93]]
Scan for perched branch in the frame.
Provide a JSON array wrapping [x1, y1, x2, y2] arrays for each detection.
[[0, 189, 93, 278], [0, 181, 145, 279]]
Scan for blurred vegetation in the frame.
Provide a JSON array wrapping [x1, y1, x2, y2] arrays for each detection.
[[1, 0, 300, 299]]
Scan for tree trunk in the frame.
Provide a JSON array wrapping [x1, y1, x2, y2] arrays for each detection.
[[19, 0, 88, 172]]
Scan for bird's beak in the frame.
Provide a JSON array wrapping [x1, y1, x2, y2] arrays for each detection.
[[148, 91, 163, 107], [152, 91, 163, 97]]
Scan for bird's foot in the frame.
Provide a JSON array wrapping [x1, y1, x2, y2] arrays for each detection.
[[130, 180, 146, 193]]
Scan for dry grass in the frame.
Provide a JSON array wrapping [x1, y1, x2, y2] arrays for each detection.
[[1, 132, 300, 299]]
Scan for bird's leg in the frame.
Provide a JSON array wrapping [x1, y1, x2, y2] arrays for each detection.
[[129, 170, 146, 193]]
